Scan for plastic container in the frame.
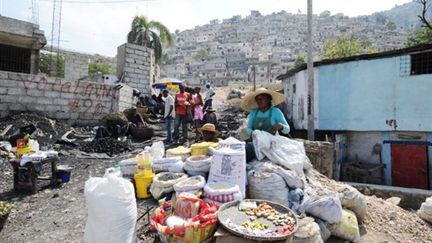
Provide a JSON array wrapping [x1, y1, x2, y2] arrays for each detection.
[[28, 139, 39, 152], [57, 165, 72, 183], [134, 173, 154, 199], [136, 150, 154, 177]]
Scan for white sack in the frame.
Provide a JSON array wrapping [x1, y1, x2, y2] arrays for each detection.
[[252, 130, 306, 175], [150, 172, 188, 199], [208, 147, 246, 197], [84, 174, 137, 243], [301, 195, 342, 224], [293, 217, 324, 243], [418, 196, 432, 224], [338, 185, 367, 221], [329, 209, 360, 243]]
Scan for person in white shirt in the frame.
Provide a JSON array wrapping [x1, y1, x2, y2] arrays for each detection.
[[162, 89, 175, 144], [203, 84, 215, 112]]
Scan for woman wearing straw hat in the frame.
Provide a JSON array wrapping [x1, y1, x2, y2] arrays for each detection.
[[240, 88, 290, 162], [197, 123, 220, 143]]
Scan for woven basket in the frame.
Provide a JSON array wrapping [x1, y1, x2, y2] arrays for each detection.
[[129, 127, 154, 140]]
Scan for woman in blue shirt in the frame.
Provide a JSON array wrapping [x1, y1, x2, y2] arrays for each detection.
[[240, 88, 290, 162]]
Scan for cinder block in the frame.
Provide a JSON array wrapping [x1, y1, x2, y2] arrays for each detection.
[[19, 96, 37, 104], [0, 71, 8, 79], [7, 88, 24, 95], [9, 103, 25, 111], [54, 98, 70, 106], [61, 93, 75, 99], [27, 89, 44, 97], [54, 112, 71, 120], [1, 95, 19, 103], [0, 87, 7, 95], [37, 97, 54, 105], [44, 90, 61, 98], [45, 105, 60, 112]]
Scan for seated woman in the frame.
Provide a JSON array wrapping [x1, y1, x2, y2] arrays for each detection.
[[202, 107, 217, 127], [197, 123, 220, 143], [240, 88, 290, 162]]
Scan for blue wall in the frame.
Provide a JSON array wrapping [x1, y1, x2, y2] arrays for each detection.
[[318, 56, 432, 131]]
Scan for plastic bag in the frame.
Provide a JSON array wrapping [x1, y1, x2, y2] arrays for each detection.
[[150, 141, 165, 160], [288, 188, 304, 214], [208, 147, 246, 197], [293, 217, 324, 243], [203, 182, 243, 204], [218, 137, 245, 151], [329, 209, 360, 243], [150, 172, 188, 199], [301, 195, 342, 224], [174, 176, 206, 193], [275, 166, 305, 189], [252, 130, 306, 175], [418, 196, 432, 223], [248, 169, 289, 206], [84, 174, 137, 243], [338, 185, 367, 221], [184, 155, 212, 172], [118, 157, 137, 178]]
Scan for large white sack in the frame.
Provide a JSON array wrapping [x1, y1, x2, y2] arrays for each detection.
[[418, 196, 432, 223], [338, 185, 367, 221], [252, 130, 306, 175], [248, 168, 290, 206], [329, 209, 360, 243], [208, 147, 246, 197], [84, 174, 137, 243], [301, 195, 342, 224], [293, 217, 324, 243]]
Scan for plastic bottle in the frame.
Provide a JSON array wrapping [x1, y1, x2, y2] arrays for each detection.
[[136, 149, 154, 176]]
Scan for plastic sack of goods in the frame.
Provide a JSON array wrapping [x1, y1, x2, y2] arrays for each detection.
[[151, 193, 218, 243], [203, 181, 243, 205], [84, 173, 137, 243]]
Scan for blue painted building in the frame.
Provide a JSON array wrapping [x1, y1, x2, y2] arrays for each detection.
[[277, 45, 432, 189]]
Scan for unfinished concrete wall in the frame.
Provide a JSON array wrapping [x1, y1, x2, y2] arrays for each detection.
[[0, 70, 134, 124], [116, 43, 157, 95], [118, 84, 136, 112], [42, 46, 117, 81]]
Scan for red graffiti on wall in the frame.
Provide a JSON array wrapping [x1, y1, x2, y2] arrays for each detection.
[[68, 100, 80, 112], [93, 103, 105, 116]]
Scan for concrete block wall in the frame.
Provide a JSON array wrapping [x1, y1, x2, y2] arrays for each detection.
[[117, 43, 158, 95], [43, 46, 117, 82], [0, 70, 134, 125], [118, 84, 136, 112]]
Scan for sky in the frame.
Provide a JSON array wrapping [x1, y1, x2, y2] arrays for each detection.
[[0, 0, 413, 56]]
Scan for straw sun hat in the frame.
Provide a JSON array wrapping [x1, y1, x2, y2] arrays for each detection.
[[240, 88, 286, 111], [198, 123, 220, 137]]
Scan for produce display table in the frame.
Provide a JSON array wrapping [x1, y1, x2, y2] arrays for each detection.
[[214, 227, 293, 243], [10, 156, 59, 193]]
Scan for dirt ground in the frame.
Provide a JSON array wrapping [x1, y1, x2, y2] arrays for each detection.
[[1, 87, 431, 243]]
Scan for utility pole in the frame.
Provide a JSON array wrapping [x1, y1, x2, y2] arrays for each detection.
[[307, 0, 315, 140], [253, 65, 256, 91]]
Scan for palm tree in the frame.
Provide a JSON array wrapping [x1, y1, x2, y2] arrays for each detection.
[[127, 15, 173, 63]]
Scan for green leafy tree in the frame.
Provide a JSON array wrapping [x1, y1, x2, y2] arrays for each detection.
[[194, 48, 209, 61], [127, 15, 173, 63], [322, 35, 377, 59], [88, 62, 112, 75], [319, 10, 331, 18], [290, 56, 306, 69], [406, 0, 432, 46], [39, 52, 65, 78]]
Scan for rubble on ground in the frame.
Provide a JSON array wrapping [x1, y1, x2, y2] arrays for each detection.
[[218, 105, 245, 139], [0, 113, 72, 146]]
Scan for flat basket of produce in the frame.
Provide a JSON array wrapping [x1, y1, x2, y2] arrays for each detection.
[[217, 199, 298, 241]]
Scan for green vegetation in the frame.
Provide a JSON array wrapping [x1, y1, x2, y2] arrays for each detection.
[[194, 48, 209, 61], [127, 15, 173, 63], [406, 28, 432, 46], [322, 35, 377, 59], [88, 62, 112, 75], [39, 52, 65, 78], [290, 56, 305, 70], [0, 201, 14, 216]]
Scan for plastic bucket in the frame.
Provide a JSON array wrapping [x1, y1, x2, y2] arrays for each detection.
[[134, 173, 154, 199], [57, 165, 72, 183]]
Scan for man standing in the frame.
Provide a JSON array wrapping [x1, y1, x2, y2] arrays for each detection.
[[203, 83, 215, 112], [174, 85, 191, 144], [162, 90, 175, 144]]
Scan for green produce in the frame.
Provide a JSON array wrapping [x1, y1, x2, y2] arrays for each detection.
[[0, 201, 14, 216], [242, 220, 268, 230]]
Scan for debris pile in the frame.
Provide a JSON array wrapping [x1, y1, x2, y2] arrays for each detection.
[[0, 113, 71, 146], [79, 137, 130, 156], [218, 106, 245, 139]]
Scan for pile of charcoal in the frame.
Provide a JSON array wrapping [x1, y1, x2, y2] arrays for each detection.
[[218, 105, 245, 139], [79, 137, 130, 156]]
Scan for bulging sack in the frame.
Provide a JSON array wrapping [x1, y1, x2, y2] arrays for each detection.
[[248, 169, 290, 206], [208, 147, 246, 197], [418, 196, 432, 224], [301, 195, 342, 224], [338, 185, 367, 221], [329, 209, 360, 243], [84, 174, 137, 243], [150, 172, 188, 199]]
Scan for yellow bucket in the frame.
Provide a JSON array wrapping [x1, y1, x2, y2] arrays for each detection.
[[191, 142, 219, 156], [17, 146, 32, 157], [134, 173, 154, 199]]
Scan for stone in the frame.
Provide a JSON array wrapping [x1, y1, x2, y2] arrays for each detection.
[[386, 197, 401, 206]]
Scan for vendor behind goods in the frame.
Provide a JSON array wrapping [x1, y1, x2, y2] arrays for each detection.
[[240, 88, 290, 162], [198, 123, 221, 143]]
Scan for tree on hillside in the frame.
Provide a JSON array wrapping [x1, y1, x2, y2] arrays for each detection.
[[322, 35, 377, 59], [406, 0, 432, 46], [127, 15, 173, 63], [290, 56, 306, 69], [39, 53, 65, 78], [194, 48, 209, 61], [88, 62, 112, 75]]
